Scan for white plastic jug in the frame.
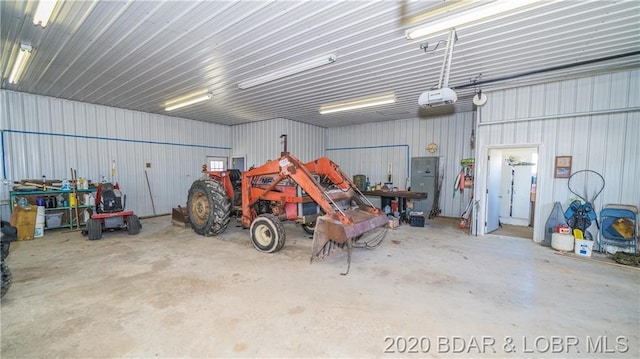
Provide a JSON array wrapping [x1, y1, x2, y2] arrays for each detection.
[[85, 193, 95, 206]]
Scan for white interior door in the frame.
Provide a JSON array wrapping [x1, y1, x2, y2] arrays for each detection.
[[511, 166, 532, 220], [499, 166, 513, 218], [486, 149, 503, 233]]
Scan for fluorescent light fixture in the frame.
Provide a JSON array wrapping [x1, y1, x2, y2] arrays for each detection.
[[33, 0, 58, 27], [8, 44, 33, 84], [407, 0, 475, 26], [238, 53, 337, 89], [165, 90, 212, 111], [319, 93, 397, 115], [405, 0, 542, 40]]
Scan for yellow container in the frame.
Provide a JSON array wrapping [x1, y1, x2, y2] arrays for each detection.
[[573, 229, 584, 239], [69, 194, 77, 207]]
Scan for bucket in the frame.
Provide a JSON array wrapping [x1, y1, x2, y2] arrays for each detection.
[[353, 175, 366, 191], [36, 206, 46, 222], [34, 206, 45, 238], [34, 225, 44, 238], [574, 239, 594, 257]]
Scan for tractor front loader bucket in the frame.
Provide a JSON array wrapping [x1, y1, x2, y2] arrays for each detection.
[[311, 209, 388, 274]]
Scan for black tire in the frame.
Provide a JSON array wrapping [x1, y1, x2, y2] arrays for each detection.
[[250, 214, 286, 253], [2, 221, 17, 261], [187, 179, 231, 236], [1, 263, 11, 299], [127, 215, 141, 235], [301, 222, 315, 235], [87, 218, 103, 240], [1, 242, 9, 262]]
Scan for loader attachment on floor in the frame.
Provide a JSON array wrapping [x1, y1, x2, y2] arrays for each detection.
[[311, 208, 388, 275]]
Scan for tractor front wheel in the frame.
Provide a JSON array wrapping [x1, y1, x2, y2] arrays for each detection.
[[187, 179, 231, 236], [250, 214, 286, 253]]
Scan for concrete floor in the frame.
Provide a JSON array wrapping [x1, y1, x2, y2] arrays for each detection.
[[1, 216, 638, 358]]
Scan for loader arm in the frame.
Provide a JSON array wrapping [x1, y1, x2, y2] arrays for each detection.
[[240, 152, 386, 246], [240, 153, 339, 227]]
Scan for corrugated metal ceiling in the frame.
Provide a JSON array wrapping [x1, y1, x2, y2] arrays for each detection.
[[1, 0, 638, 128]]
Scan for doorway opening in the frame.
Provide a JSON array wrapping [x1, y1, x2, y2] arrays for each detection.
[[231, 156, 246, 171], [486, 147, 538, 239]]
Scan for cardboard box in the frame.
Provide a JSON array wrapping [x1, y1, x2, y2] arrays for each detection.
[[10, 206, 37, 241], [386, 218, 399, 229]]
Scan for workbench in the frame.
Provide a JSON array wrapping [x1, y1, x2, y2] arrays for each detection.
[[362, 190, 428, 221]]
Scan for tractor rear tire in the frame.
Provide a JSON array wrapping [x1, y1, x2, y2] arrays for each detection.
[[188, 179, 231, 236], [87, 218, 102, 240], [127, 215, 141, 235], [250, 214, 286, 253]]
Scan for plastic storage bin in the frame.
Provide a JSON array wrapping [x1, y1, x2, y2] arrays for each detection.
[[45, 212, 63, 228], [410, 215, 425, 227]]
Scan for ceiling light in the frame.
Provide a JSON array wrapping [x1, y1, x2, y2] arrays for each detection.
[[405, 0, 542, 40], [8, 44, 33, 84], [33, 0, 58, 28], [319, 93, 397, 115], [238, 53, 337, 89], [165, 91, 212, 111], [407, 0, 475, 26]]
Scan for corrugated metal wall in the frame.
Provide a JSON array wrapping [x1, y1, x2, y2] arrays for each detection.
[[326, 112, 475, 217], [231, 118, 325, 166], [0, 90, 231, 220], [474, 68, 640, 242]]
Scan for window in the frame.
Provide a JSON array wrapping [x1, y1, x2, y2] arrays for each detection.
[[206, 156, 226, 171]]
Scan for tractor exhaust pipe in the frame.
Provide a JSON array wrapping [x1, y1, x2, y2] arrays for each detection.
[[280, 134, 288, 155]]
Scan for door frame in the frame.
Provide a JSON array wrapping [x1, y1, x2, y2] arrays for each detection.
[[231, 155, 246, 171], [476, 143, 542, 238]]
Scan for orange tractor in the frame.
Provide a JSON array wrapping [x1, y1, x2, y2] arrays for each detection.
[[187, 135, 387, 272]]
